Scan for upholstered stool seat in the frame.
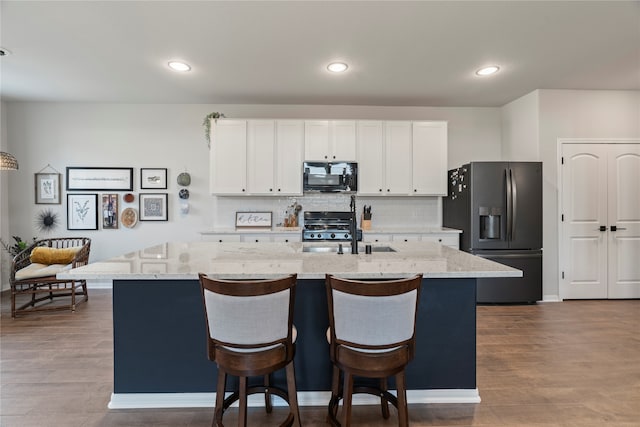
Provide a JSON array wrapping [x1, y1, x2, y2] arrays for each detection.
[[325, 274, 423, 427], [198, 273, 301, 427]]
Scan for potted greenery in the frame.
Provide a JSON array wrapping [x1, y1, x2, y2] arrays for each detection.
[[202, 112, 226, 149], [1, 236, 38, 257]]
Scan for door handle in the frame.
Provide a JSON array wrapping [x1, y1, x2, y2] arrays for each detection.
[[599, 226, 607, 232], [610, 226, 627, 231]]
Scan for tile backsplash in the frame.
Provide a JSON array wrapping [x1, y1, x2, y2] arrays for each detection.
[[212, 194, 441, 229]]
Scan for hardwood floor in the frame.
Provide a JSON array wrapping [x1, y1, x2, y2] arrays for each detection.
[[1, 289, 638, 426]]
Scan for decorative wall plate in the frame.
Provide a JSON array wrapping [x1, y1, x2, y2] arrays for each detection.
[[121, 208, 138, 229]]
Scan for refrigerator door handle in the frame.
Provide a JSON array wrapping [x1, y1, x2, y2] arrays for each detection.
[[511, 168, 517, 240], [505, 168, 512, 241]]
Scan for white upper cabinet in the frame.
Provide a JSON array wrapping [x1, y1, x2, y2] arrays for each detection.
[[210, 119, 247, 194], [384, 121, 413, 195], [357, 121, 385, 194], [305, 120, 357, 161], [357, 120, 448, 196], [412, 121, 448, 195], [210, 119, 303, 196], [247, 120, 276, 194], [211, 118, 446, 197], [275, 120, 304, 195]]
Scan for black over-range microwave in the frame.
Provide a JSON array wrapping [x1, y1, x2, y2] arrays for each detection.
[[303, 162, 358, 193]]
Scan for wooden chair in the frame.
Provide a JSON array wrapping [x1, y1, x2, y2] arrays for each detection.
[[198, 273, 301, 427], [325, 274, 423, 427], [10, 237, 91, 318]]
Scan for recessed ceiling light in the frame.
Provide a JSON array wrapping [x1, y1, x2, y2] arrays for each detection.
[[168, 61, 191, 72], [476, 66, 500, 76], [327, 62, 348, 73]]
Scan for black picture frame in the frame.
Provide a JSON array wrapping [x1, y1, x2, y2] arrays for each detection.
[[140, 168, 168, 190], [67, 193, 99, 230], [139, 193, 168, 221], [66, 167, 134, 191]]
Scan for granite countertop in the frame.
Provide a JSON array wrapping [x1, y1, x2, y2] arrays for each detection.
[[58, 241, 521, 281]]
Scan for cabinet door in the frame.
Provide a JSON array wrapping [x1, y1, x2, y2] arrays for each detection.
[[210, 120, 247, 194], [412, 121, 447, 195], [202, 234, 242, 243], [384, 121, 412, 195], [304, 120, 330, 161], [392, 234, 421, 242], [363, 233, 392, 243], [357, 121, 385, 195], [421, 234, 459, 249], [247, 120, 275, 194], [276, 121, 304, 195], [331, 120, 357, 161]]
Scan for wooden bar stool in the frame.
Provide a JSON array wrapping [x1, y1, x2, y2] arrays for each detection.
[[325, 274, 423, 427], [198, 273, 301, 427]]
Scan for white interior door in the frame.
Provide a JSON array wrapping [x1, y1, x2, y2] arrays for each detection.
[[561, 142, 640, 299], [607, 144, 640, 298], [561, 144, 609, 299]]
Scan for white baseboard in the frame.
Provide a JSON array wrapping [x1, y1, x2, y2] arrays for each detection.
[[108, 389, 480, 409], [542, 295, 561, 302]]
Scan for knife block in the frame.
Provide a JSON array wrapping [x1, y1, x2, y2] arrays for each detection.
[[361, 215, 371, 230]]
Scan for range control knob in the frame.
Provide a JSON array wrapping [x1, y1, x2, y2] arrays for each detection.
[[330, 233, 336, 239], [344, 233, 349, 239], [310, 234, 315, 239], [318, 234, 323, 239]]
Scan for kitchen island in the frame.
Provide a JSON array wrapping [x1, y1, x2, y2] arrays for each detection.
[[58, 241, 520, 409]]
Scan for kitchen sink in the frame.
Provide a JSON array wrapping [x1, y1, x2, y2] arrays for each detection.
[[302, 245, 396, 253]]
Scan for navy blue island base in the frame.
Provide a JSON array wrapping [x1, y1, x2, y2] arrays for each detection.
[[112, 277, 477, 398]]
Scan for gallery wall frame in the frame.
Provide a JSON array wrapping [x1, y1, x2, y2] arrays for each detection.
[[67, 193, 98, 230], [139, 193, 168, 221], [66, 167, 133, 191], [35, 172, 61, 204], [140, 168, 168, 189], [101, 194, 119, 230]]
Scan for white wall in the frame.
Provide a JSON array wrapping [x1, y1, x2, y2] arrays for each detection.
[[501, 90, 540, 160], [538, 90, 640, 300], [502, 89, 640, 300], [1, 103, 502, 289]]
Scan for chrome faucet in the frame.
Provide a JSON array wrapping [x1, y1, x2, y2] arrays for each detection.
[[350, 195, 358, 254]]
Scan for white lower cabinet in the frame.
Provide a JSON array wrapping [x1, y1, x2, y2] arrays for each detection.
[[241, 234, 301, 243], [201, 233, 300, 243], [363, 233, 393, 243], [363, 232, 459, 249], [201, 234, 242, 243]]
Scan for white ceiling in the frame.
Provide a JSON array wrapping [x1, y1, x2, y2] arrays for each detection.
[[1, 1, 639, 107]]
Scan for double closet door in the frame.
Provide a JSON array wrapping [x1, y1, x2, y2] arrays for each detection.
[[561, 142, 640, 299]]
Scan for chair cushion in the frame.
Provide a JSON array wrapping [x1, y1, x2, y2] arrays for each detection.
[[30, 246, 81, 265], [15, 263, 73, 281]]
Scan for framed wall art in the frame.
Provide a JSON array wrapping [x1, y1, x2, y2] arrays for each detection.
[[139, 193, 168, 221], [66, 167, 133, 191], [235, 211, 272, 229], [35, 172, 61, 204], [140, 168, 168, 189], [67, 193, 98, 230], [101, 194, 119, 229]]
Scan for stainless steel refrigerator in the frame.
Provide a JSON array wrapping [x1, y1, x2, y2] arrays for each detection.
[[443, 162, 542, 303]]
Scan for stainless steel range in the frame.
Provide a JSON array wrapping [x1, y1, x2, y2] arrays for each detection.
[[302, 211, 363, 242]]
